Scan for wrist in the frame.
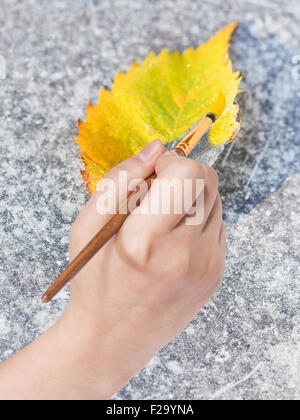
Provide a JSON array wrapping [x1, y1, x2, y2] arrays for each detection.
[[57, 305, 139, 399], [0, 309, 126, 400]]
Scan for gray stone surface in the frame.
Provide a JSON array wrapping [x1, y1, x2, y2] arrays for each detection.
[[0, 0, 299, 400], [115, 173, 300, 400]]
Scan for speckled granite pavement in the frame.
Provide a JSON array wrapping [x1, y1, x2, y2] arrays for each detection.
[[0, 0, 299, 400]]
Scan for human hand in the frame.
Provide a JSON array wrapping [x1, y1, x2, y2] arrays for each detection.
[[63, 138, 226, 397]]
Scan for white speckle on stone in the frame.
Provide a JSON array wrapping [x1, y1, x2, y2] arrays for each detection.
[[0, 316, 10, 336], [215, 347, 231, 363], [167, 361, 184, 374]]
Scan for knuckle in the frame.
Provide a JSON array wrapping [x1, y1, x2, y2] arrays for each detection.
[[117, 226, 154, 268]]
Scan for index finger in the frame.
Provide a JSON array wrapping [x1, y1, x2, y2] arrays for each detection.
[[123, 152, 208, 236]]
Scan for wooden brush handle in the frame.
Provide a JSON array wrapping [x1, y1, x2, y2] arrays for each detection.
[[42, 173, 157, 303]]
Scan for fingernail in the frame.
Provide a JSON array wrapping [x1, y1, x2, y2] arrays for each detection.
[[137, 139, 162, 162]]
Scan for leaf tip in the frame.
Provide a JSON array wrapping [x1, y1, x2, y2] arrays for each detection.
[[225, 21, 238, 34], [86, 100, 93, 111], [217, 21, 238, 41]]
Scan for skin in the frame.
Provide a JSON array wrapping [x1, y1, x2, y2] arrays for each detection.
[[0, 139, 225, 400]]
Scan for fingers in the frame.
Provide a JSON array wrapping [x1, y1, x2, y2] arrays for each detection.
[[154, 150, 184, 175], [124, 153, 207, 236], [92, 138, 164, 209], [71, 139, 164, 242]]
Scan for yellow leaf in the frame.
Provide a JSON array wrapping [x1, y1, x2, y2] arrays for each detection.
[[76, 22, 242, 195]]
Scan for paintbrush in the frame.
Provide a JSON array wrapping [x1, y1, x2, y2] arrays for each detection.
[[42, 92, 226, 303]]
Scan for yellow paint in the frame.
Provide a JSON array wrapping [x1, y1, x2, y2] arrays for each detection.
[[209, 91, 226, 120]]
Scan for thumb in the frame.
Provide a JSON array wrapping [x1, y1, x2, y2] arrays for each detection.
[[99, 138, 165, 202], [72, 139, 164, 239]]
